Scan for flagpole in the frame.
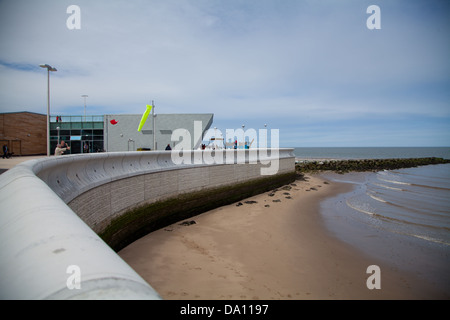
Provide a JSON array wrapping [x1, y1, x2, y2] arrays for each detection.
[[152, 100, 156, 150]]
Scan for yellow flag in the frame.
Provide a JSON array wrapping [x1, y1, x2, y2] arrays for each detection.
[[137, 104, 152, 131]]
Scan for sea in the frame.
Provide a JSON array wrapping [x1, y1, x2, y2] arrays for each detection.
[[294, 147, 450, 296], [293, 146, 450, 160]]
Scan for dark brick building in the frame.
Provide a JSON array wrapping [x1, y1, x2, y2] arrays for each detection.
[[0, 112, 47, 156]]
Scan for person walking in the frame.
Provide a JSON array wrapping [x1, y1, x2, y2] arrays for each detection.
[[2, 144, 8, 159]]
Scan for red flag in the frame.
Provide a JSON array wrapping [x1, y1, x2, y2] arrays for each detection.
[[110, 119, 118, 125]]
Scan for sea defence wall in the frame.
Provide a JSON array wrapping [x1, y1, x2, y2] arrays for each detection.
[[0, 149, 295, 299]]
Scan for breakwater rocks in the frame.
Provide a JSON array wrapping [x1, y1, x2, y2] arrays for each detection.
[[295, 157, 450, 174]]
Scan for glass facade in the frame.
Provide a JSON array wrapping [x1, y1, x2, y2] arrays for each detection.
[[50, 115, 104, 155]]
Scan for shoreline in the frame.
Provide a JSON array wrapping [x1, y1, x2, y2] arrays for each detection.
[[118, 174, 444, 299], [320, 170, 450, 299]]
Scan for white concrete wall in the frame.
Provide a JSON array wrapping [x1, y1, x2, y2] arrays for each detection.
[[104, 114, 214, 151], [0, 161, 162, 300], [0, 149, 294, 299]]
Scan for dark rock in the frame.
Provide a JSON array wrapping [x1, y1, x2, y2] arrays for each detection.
[[295, 157, 450, 173], [179, 220, 196, 226]]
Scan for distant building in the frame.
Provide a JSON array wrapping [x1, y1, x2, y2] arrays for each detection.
[[50, 113, 213, 154], [2, 112, 213, 155], [104, 114, 214, 152], [0, 112, 47, 155], [50, 115, 105, 154]]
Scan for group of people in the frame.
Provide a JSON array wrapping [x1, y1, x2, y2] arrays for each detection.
[[2, 141, 72, 158], [3, 141, 72, 158]]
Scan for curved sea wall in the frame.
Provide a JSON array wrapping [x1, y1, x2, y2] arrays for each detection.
[[0, 149, 295, 299]]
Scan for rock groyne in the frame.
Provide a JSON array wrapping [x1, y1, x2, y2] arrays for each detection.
[[295, 157, 450, 174]]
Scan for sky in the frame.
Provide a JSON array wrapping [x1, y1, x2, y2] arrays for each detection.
[[0, 0, 449, 147]]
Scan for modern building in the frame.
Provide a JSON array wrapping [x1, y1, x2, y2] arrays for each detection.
[[50, 115, 105, 154], [104, 113, 214, 152], [2, 111, 214, 155], [51, 113, 214, 154], [0, 112, 47, 156]]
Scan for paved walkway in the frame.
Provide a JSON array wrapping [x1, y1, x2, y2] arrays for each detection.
[[0, 155, 47, 174]]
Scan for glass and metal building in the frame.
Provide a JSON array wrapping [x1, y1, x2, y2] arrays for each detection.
[[50, 115, 104, 154], [4, 112, 214, 156], [49, 113, 214, 155]]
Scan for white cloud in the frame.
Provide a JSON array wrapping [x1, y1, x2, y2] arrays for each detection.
[[0, 0, 449, 146]]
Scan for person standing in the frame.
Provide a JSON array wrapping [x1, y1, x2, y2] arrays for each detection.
[[55, 140, 70, 156], [2, 144, 8, 159]]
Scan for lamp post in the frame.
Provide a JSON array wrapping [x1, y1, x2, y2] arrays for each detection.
[[81, 95, 88, 121], [40, 64, 57, 156], [264, 124, 268, 148]]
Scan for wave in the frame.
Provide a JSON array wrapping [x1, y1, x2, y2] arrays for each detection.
[[373, 182, 404, 191], [410, 234, 450, 246], [377, 177, 411, 186], [368, 193, 387, 203], [391, 229, 450, 246], [377, 177, 450, 193], [345, 200, 450, 247], [409, 182, 450, 192], [378, 169, 450, 191], [346, 198, 450, 231], [346, 199, 376, 216]]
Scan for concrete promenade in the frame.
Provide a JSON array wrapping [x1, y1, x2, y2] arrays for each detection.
[[0, 155, 47, 172]]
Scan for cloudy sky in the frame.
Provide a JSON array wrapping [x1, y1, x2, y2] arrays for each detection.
[[0, 0, 449, 147]]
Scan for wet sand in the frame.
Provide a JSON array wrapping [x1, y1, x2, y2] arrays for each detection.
[[118, 174, 440, 300]]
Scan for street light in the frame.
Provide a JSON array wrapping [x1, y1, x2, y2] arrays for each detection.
[[40, 64, 57, 156], [81, 95, 88, 121]]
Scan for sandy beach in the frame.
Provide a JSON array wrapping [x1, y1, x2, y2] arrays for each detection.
[[118, 174, 443, 300]]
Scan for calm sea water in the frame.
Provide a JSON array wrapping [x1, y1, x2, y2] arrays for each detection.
[[294, 147, 450, 160], [320, 162, 450, 296], [305, 148, 450, 295]]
